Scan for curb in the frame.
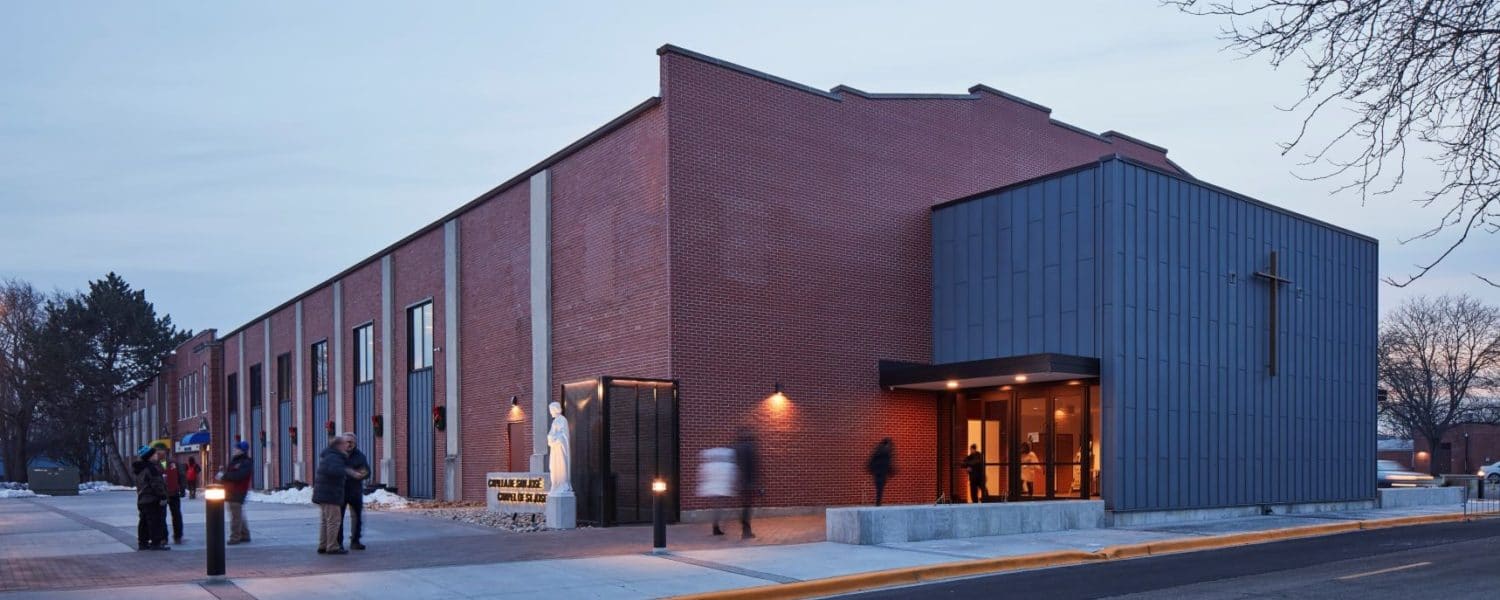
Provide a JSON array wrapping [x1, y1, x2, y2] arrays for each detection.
[[669, 511, 1475, 600]]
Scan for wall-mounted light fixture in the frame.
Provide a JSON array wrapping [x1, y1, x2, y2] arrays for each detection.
[[510, 396, 519, 407], [769, 382, 787, 405]]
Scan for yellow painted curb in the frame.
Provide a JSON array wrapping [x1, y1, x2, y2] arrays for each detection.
[[669, 511, 1471, 600]]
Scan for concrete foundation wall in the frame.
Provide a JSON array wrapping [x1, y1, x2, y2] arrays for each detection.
[[1106, 499, 1377, 527], [827, 501, 1104, 545], [1378, 487, 1464, 508]]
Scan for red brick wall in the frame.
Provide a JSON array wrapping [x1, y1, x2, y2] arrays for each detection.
[[302, 286, 335, 472], [660, 49, 1182, 510], [458, 183, 532, 500], [391, 228, 446, 497], [340, 261, 383, 478]]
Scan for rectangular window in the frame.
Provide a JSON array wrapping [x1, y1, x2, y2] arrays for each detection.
[[311, 340, 329, 393], [408, 302, 434, 371], [249, 364, 262, 407], [201, 365, 209, 414], [227, 373, 238, 413], [354, 324, 374, 383], [277, 353, 292, 401]]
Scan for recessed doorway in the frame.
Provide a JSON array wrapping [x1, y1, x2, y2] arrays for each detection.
[[951, 380, 1100, 502]]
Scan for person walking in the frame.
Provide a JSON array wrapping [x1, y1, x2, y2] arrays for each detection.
[[867, 438, 895, 506], [732, 428, 759, 539], [185, 457, 200, 500], [132, 445, 170, 550], [313, 436, 354, 555], [697, 447, 737, 536], [161, 453, 187, 545], [338, 433, 370, 550], [218, 441, 255, 544], [962, 444, 987, 503]]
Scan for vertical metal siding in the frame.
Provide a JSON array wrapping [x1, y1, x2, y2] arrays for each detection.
[[932, 169, 1101, 362], [406, 368, 435, 499], [249, 406, 263, 490], [937, 158, 1377, 512], [354, 383, 375, 461], [1100, 160, 1377, 512], [313, 392, 328, 451], [278, 400, 292, 485]]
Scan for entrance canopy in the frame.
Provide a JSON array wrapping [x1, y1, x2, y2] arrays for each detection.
[[879, 353, 1099, 391], [177, 430, 210, 453]]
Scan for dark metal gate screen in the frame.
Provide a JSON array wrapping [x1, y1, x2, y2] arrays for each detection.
[[354, 382, 374, 461], [562, 377, 678, 526], [406, 368, 435, 499], [278, 400, 292, 485]]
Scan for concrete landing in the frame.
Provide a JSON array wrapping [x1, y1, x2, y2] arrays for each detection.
[[826, 500, 1104, 544]]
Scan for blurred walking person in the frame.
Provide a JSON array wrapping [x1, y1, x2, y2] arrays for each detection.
[[338, 433, 371, 550], [697, 447, 737, 536], [314, 436, 356, 555], [132, 445, 170, 550], [185, 457, 200, 500], [218, 441, 254, 544], [867, 438, 895, 506], [160, 450, 187, 544], [733, 429, 759, 539]]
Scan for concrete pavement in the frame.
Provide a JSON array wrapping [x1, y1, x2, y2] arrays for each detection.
[[0, 492, 1484, 599]]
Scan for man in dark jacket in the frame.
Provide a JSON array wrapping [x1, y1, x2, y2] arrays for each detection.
[[132, 445, 170, 550], [313, 437, 354, 555], [867, 438, 894, 506], [218, 441, 255, 544], [733, 428, 759, 539], [962, 444, 987, 503], [161, 450, 187, 544], [338, 433, 371, 550]]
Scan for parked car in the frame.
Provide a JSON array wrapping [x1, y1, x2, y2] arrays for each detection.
[[1478, 461, 1500, 484], [1377, 460, 1440, 487]]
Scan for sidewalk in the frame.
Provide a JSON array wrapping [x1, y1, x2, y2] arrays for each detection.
[[0, 494, 1478, 599]]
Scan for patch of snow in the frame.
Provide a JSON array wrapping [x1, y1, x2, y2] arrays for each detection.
[[248, 487, 313, 504], [363, 489, 408, 508], [78, 481, 134, 494], [0, 488, 46, 499]]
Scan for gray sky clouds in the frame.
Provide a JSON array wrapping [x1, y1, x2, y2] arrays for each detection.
[[3, 1, 1496, 332]]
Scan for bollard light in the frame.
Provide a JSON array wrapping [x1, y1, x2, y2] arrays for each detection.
[[652, 479, 668, 554], [204, 484, 226, 579]]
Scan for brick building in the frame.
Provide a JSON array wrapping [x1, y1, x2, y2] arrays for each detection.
[[120, 45, 1376, 524]]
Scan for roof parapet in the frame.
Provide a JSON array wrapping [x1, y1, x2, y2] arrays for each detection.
[[968, 84, 1052, 114], [1101, 130, 1169, 154]]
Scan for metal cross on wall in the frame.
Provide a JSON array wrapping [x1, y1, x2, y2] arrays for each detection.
[[1253, 250, 1293, 376]]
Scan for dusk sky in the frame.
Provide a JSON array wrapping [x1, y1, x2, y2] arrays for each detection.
[[3, 1, 1496, 334]]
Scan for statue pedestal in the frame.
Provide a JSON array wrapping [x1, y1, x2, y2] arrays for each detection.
[[545, 491, 576, 529]]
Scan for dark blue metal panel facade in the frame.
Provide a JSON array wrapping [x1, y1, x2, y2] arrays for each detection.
[[406, 369, 435, 499], [354, 382, 375, 459], [932, 168, 1099, 363], [932, 157, 1378, 512]]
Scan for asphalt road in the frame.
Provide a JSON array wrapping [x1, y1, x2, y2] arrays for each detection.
[[837, 518, 1500, 599]]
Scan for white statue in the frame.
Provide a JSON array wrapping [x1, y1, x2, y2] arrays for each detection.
[[546, 402, 573, 494]]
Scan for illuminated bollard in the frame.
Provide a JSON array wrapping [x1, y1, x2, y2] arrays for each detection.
[[204, 485, 226, 579], [652, 479, 667, 554]]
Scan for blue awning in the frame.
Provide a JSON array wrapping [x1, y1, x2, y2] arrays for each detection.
[[177, 430, 210, 452]]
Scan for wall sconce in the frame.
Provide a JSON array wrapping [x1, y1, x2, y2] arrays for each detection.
[[768, 382, 788, 409], [510, 396, 519, 407]]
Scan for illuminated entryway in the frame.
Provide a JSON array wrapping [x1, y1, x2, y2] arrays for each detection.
[[880, 353, 1101, 504], [950, 380, 1099, 501]]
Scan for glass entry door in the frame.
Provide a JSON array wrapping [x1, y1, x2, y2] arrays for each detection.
[[956, 382, 1095, 502]]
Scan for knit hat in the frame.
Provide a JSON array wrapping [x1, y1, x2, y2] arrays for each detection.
[[236, 441, 250, 452], [137, 445, 154, 459]]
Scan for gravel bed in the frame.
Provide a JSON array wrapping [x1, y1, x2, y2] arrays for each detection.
[[399, 506, 552, 532]]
